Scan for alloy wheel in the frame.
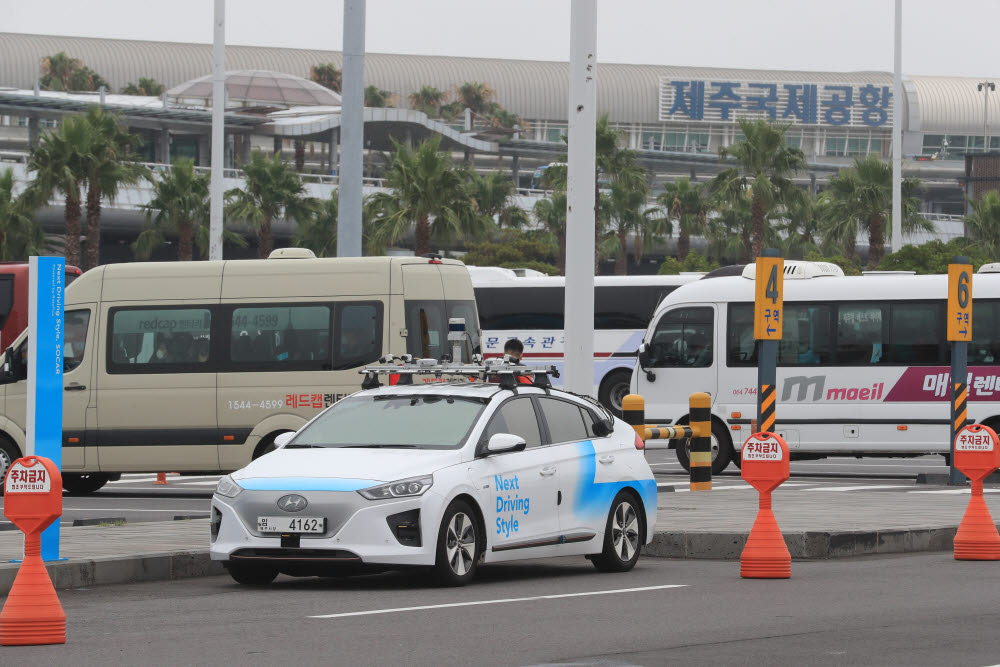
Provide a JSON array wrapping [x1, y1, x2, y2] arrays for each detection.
[[611, 501, 640, 562], [446, 512, 476, 576]]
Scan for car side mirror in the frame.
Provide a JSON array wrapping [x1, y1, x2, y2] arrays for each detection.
[[637, 343, 655, 383], [486, 433, 526, 455], [273, 432, 295, 449]]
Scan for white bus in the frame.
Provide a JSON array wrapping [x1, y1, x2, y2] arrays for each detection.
[[632, 261, 1000, 474], [470, 267, 702, 413]]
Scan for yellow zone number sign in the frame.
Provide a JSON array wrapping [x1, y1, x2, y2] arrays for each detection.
[[754, 256, 784, 341], [947, 263, 972, 342]]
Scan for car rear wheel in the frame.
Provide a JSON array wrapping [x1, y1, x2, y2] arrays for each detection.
[[591, 491, 642, 573], [63, 473, 111, 495], [225, 562, 279, 586], [433, 500, 480, 586]]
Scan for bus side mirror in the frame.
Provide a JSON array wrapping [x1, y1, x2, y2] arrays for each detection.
[[0, 348, 10, 382], [637, 343, 656, 383]]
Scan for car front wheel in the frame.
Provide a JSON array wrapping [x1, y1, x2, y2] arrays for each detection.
[[433, 500, 481, 586], [591, 491, 642, 573]]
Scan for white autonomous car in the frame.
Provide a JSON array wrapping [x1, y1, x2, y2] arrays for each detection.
[[210, 361, 658, 586]]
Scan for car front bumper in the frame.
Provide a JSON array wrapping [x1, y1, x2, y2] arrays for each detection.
[[210, 487, 447, 569]]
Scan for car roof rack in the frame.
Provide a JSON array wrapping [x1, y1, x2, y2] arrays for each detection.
[[359, 354, 560, 390]]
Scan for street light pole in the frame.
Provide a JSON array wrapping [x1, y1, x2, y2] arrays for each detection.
[[209, 0, 225, 261], [977, 81, 995, 152], [891, 0, 902, 256]]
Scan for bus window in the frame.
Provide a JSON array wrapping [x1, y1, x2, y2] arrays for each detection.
[[0, 276, 13, 332], [595, 286, 674, 330], [647, 307, 713, 368], [971, 300, 1000, 364], [727, 304, 757, 366], [886, 302, 944, 365], [475, 287, 563, 330], [836, 305, 885, 365], [779, 304, 833, 366], [109, 307, 212, 372]]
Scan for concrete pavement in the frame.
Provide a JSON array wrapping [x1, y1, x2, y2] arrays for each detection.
[[2, 479, 999, 594]]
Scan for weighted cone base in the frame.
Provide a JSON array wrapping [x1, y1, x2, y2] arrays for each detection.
[[954, 493, 1000, 561], [740, 507, 791, 579], [0, 547, 66, 646]]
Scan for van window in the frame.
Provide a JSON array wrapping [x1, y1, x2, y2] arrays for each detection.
[[971, 300, 1000, 364], [108, 307, 212, 372], [886, 302, 944, 365], [230, 305, 331, 366], [405, 300, 479, 360], [336, 303, 382, 370], [836, 305, 884, 365], [0, 276, 13, 330], [647, 307, 713, 368], [64, 310, 90, 373], [780, 304, 834, 366]]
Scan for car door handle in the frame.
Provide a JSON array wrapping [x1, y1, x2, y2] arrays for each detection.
[[539, 466, 557, 477], [65, 384, 86, 391], [598, 454, 615, 465]]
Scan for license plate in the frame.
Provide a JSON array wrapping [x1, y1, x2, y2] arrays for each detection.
[[257, 516, 325, 534]]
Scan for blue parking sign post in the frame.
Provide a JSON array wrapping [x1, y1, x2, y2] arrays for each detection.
[[26, 256, 65, 561]]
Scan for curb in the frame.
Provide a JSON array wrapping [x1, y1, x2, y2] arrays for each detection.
[[0, 551, 223, 595], [644, 525, 992, 560]]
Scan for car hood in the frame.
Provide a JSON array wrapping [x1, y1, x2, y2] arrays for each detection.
[[232, 447, 466, 486]]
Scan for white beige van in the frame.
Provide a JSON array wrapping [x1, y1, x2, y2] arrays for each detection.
[[0, 252, 480, 493]]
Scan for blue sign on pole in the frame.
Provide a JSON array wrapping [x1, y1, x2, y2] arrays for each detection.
[[27, 256, 65, 562]]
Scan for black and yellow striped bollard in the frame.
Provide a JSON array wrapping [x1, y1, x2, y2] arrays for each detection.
[[622, 394, 646, 443], [688, 392, 712, 491]]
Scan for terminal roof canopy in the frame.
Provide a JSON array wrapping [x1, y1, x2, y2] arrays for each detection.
[[167, 70, 341, 109]]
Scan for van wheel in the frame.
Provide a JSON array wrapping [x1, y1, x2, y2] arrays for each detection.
[[63, 473, 111, 495], [674, 421, 732, 475], [598, 370, 633, 417], [0, 439, 20, 495], [253, 431, 290, 459]]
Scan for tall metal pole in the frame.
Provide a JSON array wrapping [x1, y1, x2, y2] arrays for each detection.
[[563, 0, 597, 396], [978, 82, 995, 151], [338, 0, 365, 257], [891, 0, 902, 255], [209, 0, 225, 261]]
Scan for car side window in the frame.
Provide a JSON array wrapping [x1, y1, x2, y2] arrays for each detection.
[[537, 397, 590, 444], [484, 397, 541, 448]]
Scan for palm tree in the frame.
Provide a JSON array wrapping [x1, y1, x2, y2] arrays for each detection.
[[780, 189, 823, 259], [454, 82, 495, 117], [965, 191, 1000, 253], [225, 151, 319, 258], [705, 196, 755, 263], [120, 77, 165, 96], [408, 86, 447, 116], [0, 170, 47, 260], [821, 156, 930, 268], [464, 171, 529, 230], [712, 118, 806, 258], [366, 137, 484, 256], [602, 180, 665, 275], [533, 191, 567, 274], [309, 64, 342, 93], [136, 159, 246, 261], [659, 178, 707, 261], [81, 107, 150, 269], [28, 115, 91, 266], [39, 52, 83, 91], [364, 86, 394, 108], [293, 194, 342, 257]]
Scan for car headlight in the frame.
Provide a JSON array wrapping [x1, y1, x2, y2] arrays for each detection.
[[358, 475, 433, 500], [215, 475, 243, 499]]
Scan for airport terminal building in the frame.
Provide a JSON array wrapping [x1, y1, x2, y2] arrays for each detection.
[[0, 32, 996, 252]]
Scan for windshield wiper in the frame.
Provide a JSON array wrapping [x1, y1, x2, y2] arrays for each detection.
[[284, 444, 326, 449], [342, 444, 418, 449]]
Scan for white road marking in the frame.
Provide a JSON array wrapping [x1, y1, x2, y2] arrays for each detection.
[[309, 584, 687, 619], [803, 485, 912, 492], [908, 488, 1000, 495]]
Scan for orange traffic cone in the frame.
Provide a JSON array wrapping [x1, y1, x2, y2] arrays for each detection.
[[153, 472, 169, 485], [740, 490, 791, 578], [0, 534, 66, 645], [954, 479, 1000, 560]]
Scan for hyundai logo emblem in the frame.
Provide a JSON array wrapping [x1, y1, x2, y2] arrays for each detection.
[[277, 494, 308, 512]]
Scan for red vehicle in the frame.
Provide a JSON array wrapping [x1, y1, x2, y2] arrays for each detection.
[[0, 262, 82, 351]]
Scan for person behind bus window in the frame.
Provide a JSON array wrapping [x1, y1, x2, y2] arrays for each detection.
[[684, 331, 712, 368], [151, 333, 172, 363]]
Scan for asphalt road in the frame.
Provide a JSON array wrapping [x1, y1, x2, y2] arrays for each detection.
[[4, 553, 999, 666]]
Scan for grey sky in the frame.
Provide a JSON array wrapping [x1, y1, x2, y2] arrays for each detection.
[[3, 0, 998, 78]]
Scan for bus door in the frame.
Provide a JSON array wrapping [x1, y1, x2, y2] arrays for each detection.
[[96, 304, 219, 472], [635, 305, 718, 424]]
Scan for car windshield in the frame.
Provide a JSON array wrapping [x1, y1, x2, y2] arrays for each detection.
[[289, 394, 486, 450]]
